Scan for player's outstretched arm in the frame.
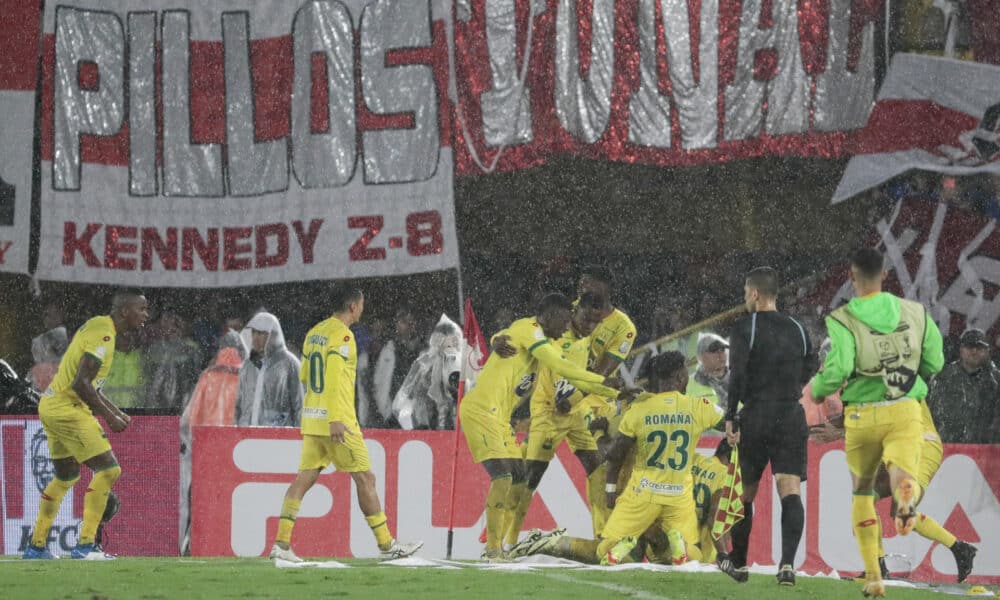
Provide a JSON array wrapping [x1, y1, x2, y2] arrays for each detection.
[[73, 355, 130, 433], [531, 343, 606, 385]]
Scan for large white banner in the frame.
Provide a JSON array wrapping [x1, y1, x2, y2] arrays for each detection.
[[0, 0, 40, 275], [834, 54, 1000, 203], [36, 0, 458, 287]]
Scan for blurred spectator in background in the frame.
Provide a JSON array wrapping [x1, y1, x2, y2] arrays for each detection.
[[103, 329, 147, 409], [686, 333, 730, 411], [145, 311, 203, 412], [27, 310, 69, 393], [369, 307, 423, 428], [800, 338, 845, 443], [192, 302, 244, 369], [927, 328, 1000, 443], [184, 330, 247, 427], [235, 312, 302, 427], [392, 315, 462, 430], [179, 329, 248, 555]]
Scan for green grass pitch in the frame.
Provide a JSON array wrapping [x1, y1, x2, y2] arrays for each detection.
[[0, 557, 979, 599]]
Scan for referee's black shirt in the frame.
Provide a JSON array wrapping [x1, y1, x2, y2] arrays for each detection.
[[725, 311, 818, 422]]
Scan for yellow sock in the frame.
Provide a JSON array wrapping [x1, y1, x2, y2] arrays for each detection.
[[852, 492, 881, 580], [914, 512, 957, 547], [547, 537, 599, 563], [586, 467, 609, 537], [484, 476, 512, 550], [276, 497, 302, 546], [875, 512, 885, 559], [31, 475, 79, 548], [504, 483, 532, 547], [365, 512, 394, 550], [79, 466, 121, 545]]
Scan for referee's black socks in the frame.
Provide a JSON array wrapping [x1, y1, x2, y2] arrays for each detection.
[[780, 494, 804, 567], [730, 502, 753, 568]]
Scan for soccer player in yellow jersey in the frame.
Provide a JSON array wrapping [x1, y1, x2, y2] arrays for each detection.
[[269, 287, 421, 562], [599, 351, 724, 565], [461, 293, 621, 560], [576, 265, 638, 535], [23, 290, 149, 560], [506, 293, 606, 550]]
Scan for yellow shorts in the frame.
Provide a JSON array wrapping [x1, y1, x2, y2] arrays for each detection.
[[298, 430, 370, 473], [460, 403, 520, 463], [525, 411, 596, 462], [39, 401, 112, 462], [918, 434, 943, 490], [597, 490, 701, 562], [844, 399, 922, 480]]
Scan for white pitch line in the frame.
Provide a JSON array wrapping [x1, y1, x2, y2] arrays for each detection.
[[543, 571, 672, 600]]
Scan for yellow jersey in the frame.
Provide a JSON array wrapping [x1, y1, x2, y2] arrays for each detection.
[[465, 317, 613, 420], [42, 316, 116, 411], [530, 327, 591, 418], [617, 391, 724, 505], [299, 316, 357, 436], [589, 308, 637, 370], [691, 453, 727, 526]]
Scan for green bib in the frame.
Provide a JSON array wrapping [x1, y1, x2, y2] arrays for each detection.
[[830, 299, 926, 401]]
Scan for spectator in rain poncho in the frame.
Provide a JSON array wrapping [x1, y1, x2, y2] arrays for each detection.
[[392, 315, 462, 430], [179, 330, 247, 555], [235, 312, 302, 427], [28, 326, 69, 393]]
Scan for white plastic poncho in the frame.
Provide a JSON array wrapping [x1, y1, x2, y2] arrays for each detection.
[[235, 312, 303, 427], [392, 315, 462, 430]]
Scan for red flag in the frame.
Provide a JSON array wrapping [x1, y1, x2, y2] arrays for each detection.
[[458, 298, 488, 402]]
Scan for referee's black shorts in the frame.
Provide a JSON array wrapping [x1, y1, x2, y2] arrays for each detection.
[[737, 402, 808, 484]]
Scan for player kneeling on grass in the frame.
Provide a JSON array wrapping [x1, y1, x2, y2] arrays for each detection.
[[512, 438, 742, 580], [512, 353, 723, 567], [269, 287, 421, 562]]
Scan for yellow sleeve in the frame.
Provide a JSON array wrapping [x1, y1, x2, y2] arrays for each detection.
[[322, 348, 347, 422], [604, 320, 637, 363], [80, 322, 114, 365], [697, 397, 725, 431], [617, 409, 637, 439], [571, 378, 620, 398], [531, 343, 604, 384]]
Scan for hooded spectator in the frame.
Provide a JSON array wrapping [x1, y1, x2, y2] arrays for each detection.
[[179, 330, 248, 555], [235, 312, 302, 427]]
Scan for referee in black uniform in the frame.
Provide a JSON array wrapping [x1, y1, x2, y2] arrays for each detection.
[[724, 267, 817, 585]]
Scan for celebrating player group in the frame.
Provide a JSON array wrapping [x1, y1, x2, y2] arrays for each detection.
[[19, 251, 978, 596]]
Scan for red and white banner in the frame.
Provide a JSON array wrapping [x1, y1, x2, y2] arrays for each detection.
[[1, 416, 179, 557], [834, 54, 1000, 202], [0, 0, 40, 274], [809, 199, 1000, 340], [35, 0, 458, 287], [450, 0, 882, 174], [191, 426, 1000, 584]]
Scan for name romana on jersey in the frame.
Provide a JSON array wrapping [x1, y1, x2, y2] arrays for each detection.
[[643, 412, 693, 426]]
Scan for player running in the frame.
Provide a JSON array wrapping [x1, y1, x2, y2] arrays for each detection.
[[811, 248, 946, 597], [23, 289, 149, 560], [462, 293, 621, 561], [269, 286, 421, 562]]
